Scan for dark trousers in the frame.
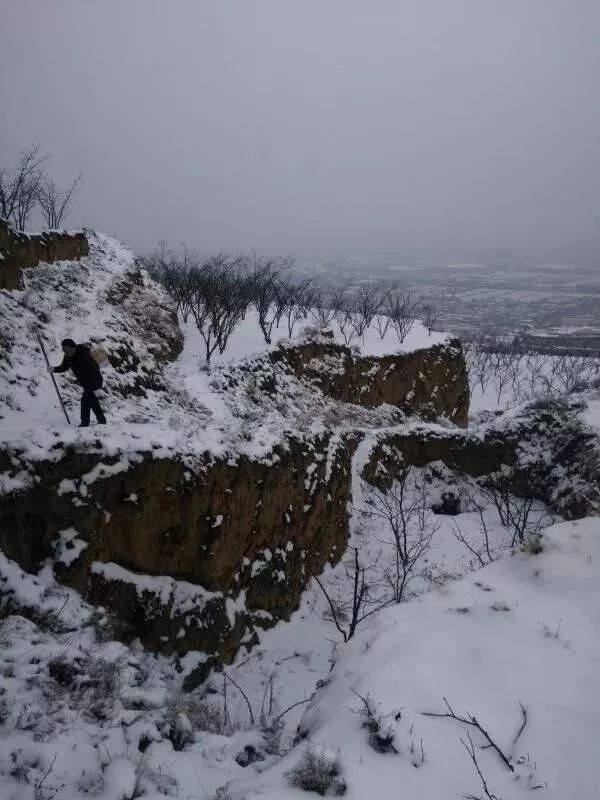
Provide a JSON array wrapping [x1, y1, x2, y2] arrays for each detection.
[[81, 388, 106, 425]]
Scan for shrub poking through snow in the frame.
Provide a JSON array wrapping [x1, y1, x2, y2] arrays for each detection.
[[313, 546, 388, 643], [352, 691, 399, 754], [235, 743, 266, 767], [522, 531, 544, 555], [166, 693, 230, 736], [167, 711, 193, 751], [285, 746, 347, 796], [212, 788, 232, 800]]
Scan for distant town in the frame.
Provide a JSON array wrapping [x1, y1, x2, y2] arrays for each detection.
[[298, 257, 600, 353]]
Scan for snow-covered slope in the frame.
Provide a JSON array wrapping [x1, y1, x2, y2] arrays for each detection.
[[230, 518, 600, 800], [0, 518, 598, 799]]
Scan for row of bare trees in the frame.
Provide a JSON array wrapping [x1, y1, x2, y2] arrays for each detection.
[[0, 145, 81, 230], [146, 244, 441, 362], [144, 246, 313, 362], [465, 337, 600, 405], [328, 287, 440, 345]]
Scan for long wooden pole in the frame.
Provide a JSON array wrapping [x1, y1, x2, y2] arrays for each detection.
[[36, 331, 71, 425]]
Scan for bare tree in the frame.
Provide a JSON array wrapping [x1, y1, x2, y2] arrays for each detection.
[[38, 173, 82, 229], [374, 304, 392, 341], [351, 286, 382, 339], [313, 547, 387, 643], [332, 287, 357, 346], [363, 469, 439, 603], [143, 243, 198, 324], [479, 468, 548, 547], [0, 145, 47, 229], [421, 302, 441, 336], [190, 255, 249, 363], [450, 500, 494, 568], [282, 279, 313, 338], [309, 289, 337, 329], [385, 287, 420, 343], [490, 351, 520, 405], [247, 253, 291, 344]]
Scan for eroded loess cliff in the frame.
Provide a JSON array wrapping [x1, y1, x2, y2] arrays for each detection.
[[0, 218, 89, 290], [271, 336, 469, 426], [0, 432, 354, 682]]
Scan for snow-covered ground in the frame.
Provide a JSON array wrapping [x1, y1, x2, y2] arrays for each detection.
[[231, 517, 600, 800], [1, 509, 598, 799]]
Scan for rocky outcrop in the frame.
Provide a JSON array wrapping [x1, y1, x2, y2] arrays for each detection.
[[271, 337, 469, 426], [0, 217, 89, 290], [362, 395, 600, 519], [0, 431, 355, 667], [362, 427, 515, 490]]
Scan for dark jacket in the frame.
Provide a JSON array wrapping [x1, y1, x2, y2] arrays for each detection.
[[54, 344, 103, 390]]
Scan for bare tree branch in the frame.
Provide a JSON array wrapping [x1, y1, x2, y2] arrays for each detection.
[[461, 732, 500, 800], [511, 702, 527, 753], [423, 697, 514, 772], [222, 670, 255, 725]]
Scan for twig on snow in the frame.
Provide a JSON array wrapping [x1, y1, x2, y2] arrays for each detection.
[[222, 671, 255, 725], [422, 697, 514, 772], [512, 702, 527, 751], [461, 732, 500, 800]]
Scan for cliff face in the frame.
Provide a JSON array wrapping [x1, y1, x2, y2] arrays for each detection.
[[0, 431, 355, 675], [0, 217, 89, 290], [272, 337, 469, 427]]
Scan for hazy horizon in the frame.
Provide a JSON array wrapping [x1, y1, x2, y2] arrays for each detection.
[[2, 1, 600, 263]]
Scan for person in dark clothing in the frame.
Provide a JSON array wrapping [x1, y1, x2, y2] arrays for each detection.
[[51, 338, 107, 427]]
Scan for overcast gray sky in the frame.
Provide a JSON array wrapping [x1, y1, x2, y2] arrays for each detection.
[[2, 1, 600, 261]]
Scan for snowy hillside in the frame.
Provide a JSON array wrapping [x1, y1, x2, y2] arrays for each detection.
[[231, 518, 600, 800], [0, 232, 451, 468], [1, 233, 599, 799], [0, 515, 598, 799]]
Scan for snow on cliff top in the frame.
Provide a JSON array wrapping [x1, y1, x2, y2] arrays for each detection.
[[0, 232, 449, 474]]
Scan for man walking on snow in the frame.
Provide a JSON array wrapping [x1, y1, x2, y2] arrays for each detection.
[[50, 339, 107, 427]]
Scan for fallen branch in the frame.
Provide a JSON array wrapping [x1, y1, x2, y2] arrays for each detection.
[[511, 702, 527, 753], [423, 697, 514, 772], [461, 732, 500, 800], [223, 671, 255, 725], [273, 697, 311, 724]]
